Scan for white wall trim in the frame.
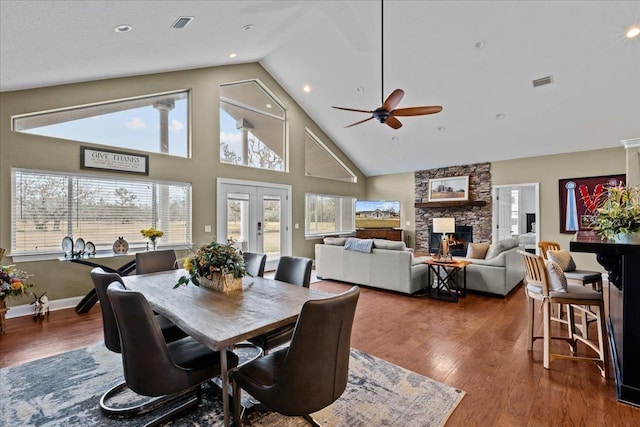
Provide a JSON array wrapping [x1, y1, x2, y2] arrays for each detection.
[[5, 296, 86, 319]]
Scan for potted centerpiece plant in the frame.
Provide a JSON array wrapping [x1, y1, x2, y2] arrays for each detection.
[[174, 240, 246, 292], [590, 183, 640, 242]]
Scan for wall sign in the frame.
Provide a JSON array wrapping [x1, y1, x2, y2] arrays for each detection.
[[558, 174, 625, 233], [81, 146, 149, 175]]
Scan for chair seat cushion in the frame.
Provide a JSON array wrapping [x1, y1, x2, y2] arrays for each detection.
[[564, 270, 602, 282], [550, 284, 603, 300], [233, 348, 288, 388], [156, 314, 188, 343], [248, 324, 295, 351], [168, 337, 238, 371]]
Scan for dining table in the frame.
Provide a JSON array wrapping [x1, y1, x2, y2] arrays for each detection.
[[122, 269, 332, 427]]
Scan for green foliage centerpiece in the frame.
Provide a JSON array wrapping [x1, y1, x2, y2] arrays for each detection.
[[175, 240, 246, 292], [591, 184, 640, 241]]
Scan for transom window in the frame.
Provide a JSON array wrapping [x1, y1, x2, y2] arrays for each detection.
[[12, 91, 189, 157], [305, 193, 355, 238], [220, 80, 286, 171], [305, 128, 356, 183], [11, 169, 192, 256]]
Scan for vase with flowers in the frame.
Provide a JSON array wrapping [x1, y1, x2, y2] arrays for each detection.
[[1, 264, 34, 333], [590, 183, 640, 242], [174, 240, 246, 293], [140, 227, 163, 250]]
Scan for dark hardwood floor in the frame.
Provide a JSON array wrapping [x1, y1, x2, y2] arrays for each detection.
[[1, 280, 638, 426]]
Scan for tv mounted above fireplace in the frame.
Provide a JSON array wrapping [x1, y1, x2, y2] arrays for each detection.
[[355, 200, 401, 229]]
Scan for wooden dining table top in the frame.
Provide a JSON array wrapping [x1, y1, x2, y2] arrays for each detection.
[[122, 269, 333, 351]]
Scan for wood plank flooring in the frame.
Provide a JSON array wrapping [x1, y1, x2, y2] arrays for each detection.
[[1, 280, 638, 426]]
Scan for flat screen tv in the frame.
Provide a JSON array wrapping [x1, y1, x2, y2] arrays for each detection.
[[355, 200, 401, 228]]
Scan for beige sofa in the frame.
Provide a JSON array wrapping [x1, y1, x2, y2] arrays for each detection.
[[315, 238, 430, 294], [452, 238, 526, 296]]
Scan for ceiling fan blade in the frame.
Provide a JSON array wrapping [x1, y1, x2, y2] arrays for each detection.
[[332, 106, 374, 114], [385, 116, 403, 129], [392, 106, 443, 116], [381, 89, 404, 111], [345, 116, 374, 128]]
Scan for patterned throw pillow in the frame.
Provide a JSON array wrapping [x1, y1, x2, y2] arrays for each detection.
[[466, 242, 490, 259], [547, 249, 576, 272], [545, 260, 568, 292]]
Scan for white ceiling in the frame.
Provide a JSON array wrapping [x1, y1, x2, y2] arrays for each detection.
[[2, 0, 639, 176]]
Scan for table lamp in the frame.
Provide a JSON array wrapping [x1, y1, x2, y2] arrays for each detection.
[[433, 217, 456, 260]]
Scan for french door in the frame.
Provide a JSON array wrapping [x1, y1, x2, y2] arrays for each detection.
[[217, 179, 291, 272]]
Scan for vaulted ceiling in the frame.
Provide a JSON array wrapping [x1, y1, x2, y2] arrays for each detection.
[[1, 1, 639, 176]]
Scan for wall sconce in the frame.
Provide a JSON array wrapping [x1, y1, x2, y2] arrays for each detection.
[[433, 217, 455, 260]]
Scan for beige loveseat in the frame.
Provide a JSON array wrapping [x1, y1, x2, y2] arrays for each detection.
[[452, 238, 526, 296], [315, 238, 430, 294]]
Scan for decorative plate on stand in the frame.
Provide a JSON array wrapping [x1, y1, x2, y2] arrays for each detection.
[[113, 237, 129, 254]]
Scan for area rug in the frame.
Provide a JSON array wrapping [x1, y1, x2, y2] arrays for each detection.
[[0, 343, 464, 426]]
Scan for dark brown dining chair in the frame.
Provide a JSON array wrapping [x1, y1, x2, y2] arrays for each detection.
[[243, 251, 267, 277], [90, 268, 187, 417], [231, 286, 360, 426], [135, 250, 178, 274], [107, 281, 239, 426], [248, 256, 313, 354]]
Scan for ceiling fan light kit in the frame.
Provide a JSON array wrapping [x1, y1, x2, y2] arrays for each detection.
[[332, 0, 442, 129]]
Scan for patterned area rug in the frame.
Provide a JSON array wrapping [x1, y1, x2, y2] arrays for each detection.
[[0, 343, 464, 426]]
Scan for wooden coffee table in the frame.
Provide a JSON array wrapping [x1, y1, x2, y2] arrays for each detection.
[[424, 259, 472, 302]]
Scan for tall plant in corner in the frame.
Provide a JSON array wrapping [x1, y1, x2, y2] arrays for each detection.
[[590, 183, 640, 240]]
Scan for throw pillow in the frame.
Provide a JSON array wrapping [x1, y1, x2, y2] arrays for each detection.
[[323, 237, 346, 246], [545, 260, 568, 292], [484, 238, 518, 260], [546, 249, 576, 272], [466, 242, 490, 259]]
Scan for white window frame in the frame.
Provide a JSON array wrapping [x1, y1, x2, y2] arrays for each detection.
[[304, 193, 356, 239], [11, 168, 192, 261]]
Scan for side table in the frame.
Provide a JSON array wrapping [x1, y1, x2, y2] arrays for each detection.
[[424, 259, 472, 302]]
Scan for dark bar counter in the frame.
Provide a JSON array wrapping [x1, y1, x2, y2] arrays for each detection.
[[570, 232, 640, 407]]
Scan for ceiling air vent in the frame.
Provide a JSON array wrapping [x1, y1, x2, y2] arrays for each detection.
[[532, 75, 553, 88], [172, 17, 193, 29]]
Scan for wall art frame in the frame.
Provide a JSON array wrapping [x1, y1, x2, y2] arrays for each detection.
[[427, 175, 470, 202]]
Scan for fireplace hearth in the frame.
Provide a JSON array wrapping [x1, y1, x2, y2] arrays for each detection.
[[428, 225, 473, 257]]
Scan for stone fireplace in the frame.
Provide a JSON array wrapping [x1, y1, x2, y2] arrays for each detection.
[[414, 162, 492, 254], [428, 225, 473, 256]]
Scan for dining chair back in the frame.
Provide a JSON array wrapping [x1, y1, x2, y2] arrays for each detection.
[[232, 286, 360, 426], [274, 256, 312, 288], [243, 252, 267, 277], [107, 281, 238, 425], [537, 241, 561, 259], [135, 250, 177, 274]]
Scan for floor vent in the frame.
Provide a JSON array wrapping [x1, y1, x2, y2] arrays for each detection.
[[172, 17, 193, 29], [532, 75, 553, 87]]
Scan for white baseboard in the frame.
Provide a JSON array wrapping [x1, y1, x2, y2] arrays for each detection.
[[5, 296, 86, 319]]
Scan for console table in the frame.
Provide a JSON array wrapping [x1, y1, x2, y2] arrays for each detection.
[[570, 233, 640, 407], [355, 228, 403, 241]]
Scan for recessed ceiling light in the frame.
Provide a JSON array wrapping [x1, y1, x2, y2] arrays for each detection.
[[626, 24, 640, 39], [114, 24, 132, 33], [355, 86, 365, 93], [496, 113, 506, 120], [229, 52, 237, 58], [437, 126, 446, 132], [303, 84, 311, 93], [266, 103, 272, 109], [242, 24, 254, 31], [474, 40, 486, 49]]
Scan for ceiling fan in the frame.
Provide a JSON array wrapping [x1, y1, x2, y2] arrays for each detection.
[[332, 0, 443, 130]]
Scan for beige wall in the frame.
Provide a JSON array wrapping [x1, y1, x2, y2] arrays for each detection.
[[0, 63, 366, 303]]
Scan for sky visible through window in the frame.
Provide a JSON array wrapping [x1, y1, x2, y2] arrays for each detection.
[[220, 108, 242, 158], [21, 100, 188, 157]]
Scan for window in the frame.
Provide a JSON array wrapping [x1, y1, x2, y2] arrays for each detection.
[[511, 189, 519, 235], [11, 169, 192, 256], [305, 194, 355, 237], [305, 128, 356, 183], [12, 91, 189, 157], [220, 80, 286, 171]]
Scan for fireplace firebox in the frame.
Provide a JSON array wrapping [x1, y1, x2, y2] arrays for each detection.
[[428, 225, 473, 257]]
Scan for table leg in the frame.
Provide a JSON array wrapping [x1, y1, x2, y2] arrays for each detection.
[[221, 347, 230, 427]]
